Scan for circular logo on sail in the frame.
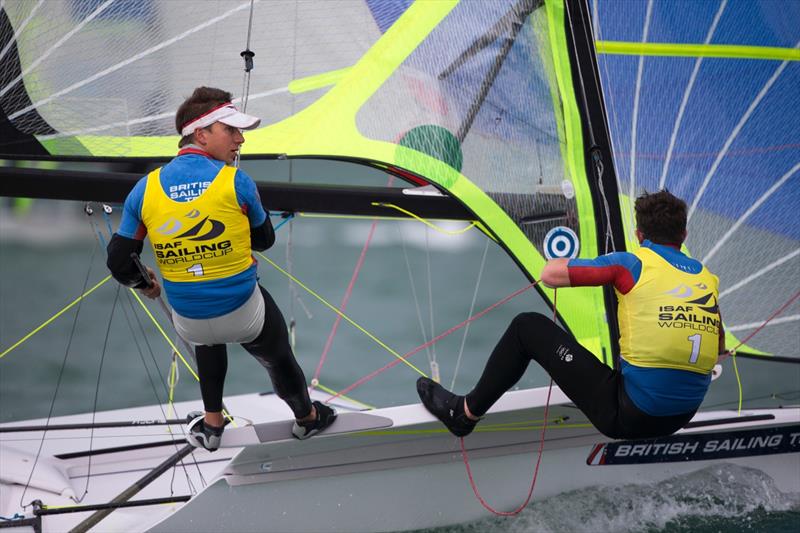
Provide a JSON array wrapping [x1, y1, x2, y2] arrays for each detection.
[[544, 226, 579, 260]]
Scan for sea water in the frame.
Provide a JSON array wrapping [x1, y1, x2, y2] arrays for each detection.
[[1, 200, 798, 533]]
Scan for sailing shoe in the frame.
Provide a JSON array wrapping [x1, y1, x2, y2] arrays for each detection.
[[416, 377, 478, 437], [292, 401, 337, 440], [186, 412, 225, 452]]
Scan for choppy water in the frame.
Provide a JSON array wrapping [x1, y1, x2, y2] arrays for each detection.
[[1, 200, 798, 532]]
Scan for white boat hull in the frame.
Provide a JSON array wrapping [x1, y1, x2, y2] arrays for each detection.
[[2, 386, 798, 532]]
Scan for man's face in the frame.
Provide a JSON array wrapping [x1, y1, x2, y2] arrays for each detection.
[[196, 122, 245, 164]]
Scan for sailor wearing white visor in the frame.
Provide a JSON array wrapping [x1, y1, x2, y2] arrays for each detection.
[[107, 87, 336, 449]]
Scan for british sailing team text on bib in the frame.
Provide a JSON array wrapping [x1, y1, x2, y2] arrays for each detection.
[[140, 166, 253, 282]]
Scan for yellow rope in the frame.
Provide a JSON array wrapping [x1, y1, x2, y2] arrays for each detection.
[[128, 290, 235, 425], [731, 351, 743, 415], [0, 275, 112, 359], [297, 212, 411, 222], [167, 354, 178, 419], [312, 381, 375, 410], [370, 202, 487, 236], [129, 289, 199, 382], [256, 251, 428, 378]]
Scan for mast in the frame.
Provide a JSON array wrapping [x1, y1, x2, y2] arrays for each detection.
[[563, 0, 626, 365]]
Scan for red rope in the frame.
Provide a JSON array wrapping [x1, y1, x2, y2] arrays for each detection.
[[325, 281, 539, 403], [719, 289, 800, 362], [460, 288, 558, 516], [460, 380, 553, 515], [312, 218, 379, 383], [312, 176, 394, 384]]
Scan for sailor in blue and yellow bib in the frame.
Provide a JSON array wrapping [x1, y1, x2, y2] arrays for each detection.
[[141, 165, 253, 283], [569, 240, 721, 416], [115, 146, 266, 319]]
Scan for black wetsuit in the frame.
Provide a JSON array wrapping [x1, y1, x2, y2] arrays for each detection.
[[465, 312, 696, 439], [108, 218, 312, 419]]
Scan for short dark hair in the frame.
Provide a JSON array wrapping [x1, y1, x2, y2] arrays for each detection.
[[635, 190, 687, 245], [175, 87, 233, 147]]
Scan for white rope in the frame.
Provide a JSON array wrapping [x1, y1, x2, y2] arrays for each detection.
[[450, 239, 490, 390], [397, 224, 434, 364]]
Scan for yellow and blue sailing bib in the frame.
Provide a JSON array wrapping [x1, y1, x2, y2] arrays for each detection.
[[568, 240, 719, 415], [618, 247, 720, 374], [141, 165, 253, 283]]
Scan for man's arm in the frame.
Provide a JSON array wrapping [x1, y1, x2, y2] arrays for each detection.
[[250, 217, 275, 251], [541, 258, 571, 288], [106, 234, 147, 287], [106, 235, 162, 298], [234, 169, 273, 250], [541, 253, 641, 293]]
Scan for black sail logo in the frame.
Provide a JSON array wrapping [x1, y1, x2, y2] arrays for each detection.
[[175, 215, 226, 241], [687, 293, 719, 314]]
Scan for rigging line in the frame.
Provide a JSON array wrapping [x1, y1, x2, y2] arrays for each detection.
[[0, 275, 111, 359], [721, 290, 800, 361], [627, 0, 654, 201], [459, 388, 551, 515], [718, 248, 800, 298], [590, 0, 631, 236], [19, 237, 99, 509], [727, 314, 799, 332], [372, 202, 479, 236], [312, 216, 380, 383], [731, 353, 743, 414], [101, 204, 114, 239], [450, 238, 490, 390], [312, 381, 375, 410], [284, 162, 299, 349], [459, 288, 558, 516], [0, 0, 116, 99], [425, 227, 438, 375], [398, 223, 434, 365], [658, 0, 727, 190], [595, 151, 614, 253], [0, 0, 43, 63], [8, 1, 256, 121], [299, 212, 465, 223], [570, 0, 615, 254], [703, 161, 800, 264], [687, 39, 800, 221], [128, 290, 199, 382], [235, 0, 256, 169], [120, 290, 204, 491], [273, 213, 295, 231], [239, 0, 256, 113], [75, 282, 121, 504], [256, 251, 428, 378], [325, 282, 539, 403]]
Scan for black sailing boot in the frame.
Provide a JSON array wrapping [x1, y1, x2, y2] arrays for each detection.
[[292, 401, 337, 440], [416, 377, 478, 437], [186, 412, 226, 452]]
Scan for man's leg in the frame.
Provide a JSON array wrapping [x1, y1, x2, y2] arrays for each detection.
[[194, 343, 227, 427], [241, 286, 313, 419], [466, 312, 623, 436]]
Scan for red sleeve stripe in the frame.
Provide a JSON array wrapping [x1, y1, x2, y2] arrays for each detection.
[[568, 265, 636, 294]]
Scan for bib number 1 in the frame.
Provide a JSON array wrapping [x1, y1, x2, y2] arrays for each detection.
[[687, 333, 702, 364], [186, 263, 204, 277]]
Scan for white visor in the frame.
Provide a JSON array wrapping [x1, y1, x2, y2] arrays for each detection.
[[180, 103, 261, 137]]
